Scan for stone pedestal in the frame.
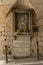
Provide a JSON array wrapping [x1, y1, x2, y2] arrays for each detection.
[[13, 35, 31, 57]]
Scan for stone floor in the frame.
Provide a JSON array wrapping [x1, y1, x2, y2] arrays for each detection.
[[0, 58, 43, 65]]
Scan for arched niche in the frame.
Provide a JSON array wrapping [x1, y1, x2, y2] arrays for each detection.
[[5, 0, 38, 57], [6, 0, 38, 35]]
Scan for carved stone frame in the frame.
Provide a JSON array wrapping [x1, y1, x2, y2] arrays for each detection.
[[13, 10, 33, 34]]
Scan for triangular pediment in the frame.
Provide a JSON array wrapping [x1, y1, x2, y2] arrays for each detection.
[[6, 0, 36, 17], [13, 0, 33, 10]]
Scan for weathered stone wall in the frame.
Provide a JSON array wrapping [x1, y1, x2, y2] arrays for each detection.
[[0, 0, 43, 58], [0, 5, 13, 57], [30, 0, 43, 56]]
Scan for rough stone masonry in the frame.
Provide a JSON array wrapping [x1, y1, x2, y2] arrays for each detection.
[[0, 0, 43, 58]]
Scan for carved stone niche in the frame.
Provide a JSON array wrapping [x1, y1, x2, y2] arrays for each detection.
[[13, 9, 37, 38], [6, 0, 38, 58], [13, 10, 32, 33]]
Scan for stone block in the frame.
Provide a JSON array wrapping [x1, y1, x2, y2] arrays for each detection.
[[13, 40, 30, 47], [16, 35, 30, 41], [13, 47, 30, 57]]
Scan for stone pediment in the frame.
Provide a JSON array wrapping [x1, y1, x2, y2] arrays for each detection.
[[6, 0, 35, 17], [13, 0, 33, 10]]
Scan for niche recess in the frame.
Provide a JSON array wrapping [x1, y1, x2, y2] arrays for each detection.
[[6, 1, 38, 35], [5, 0, 38, 57], [13, 9, 37, 35]]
